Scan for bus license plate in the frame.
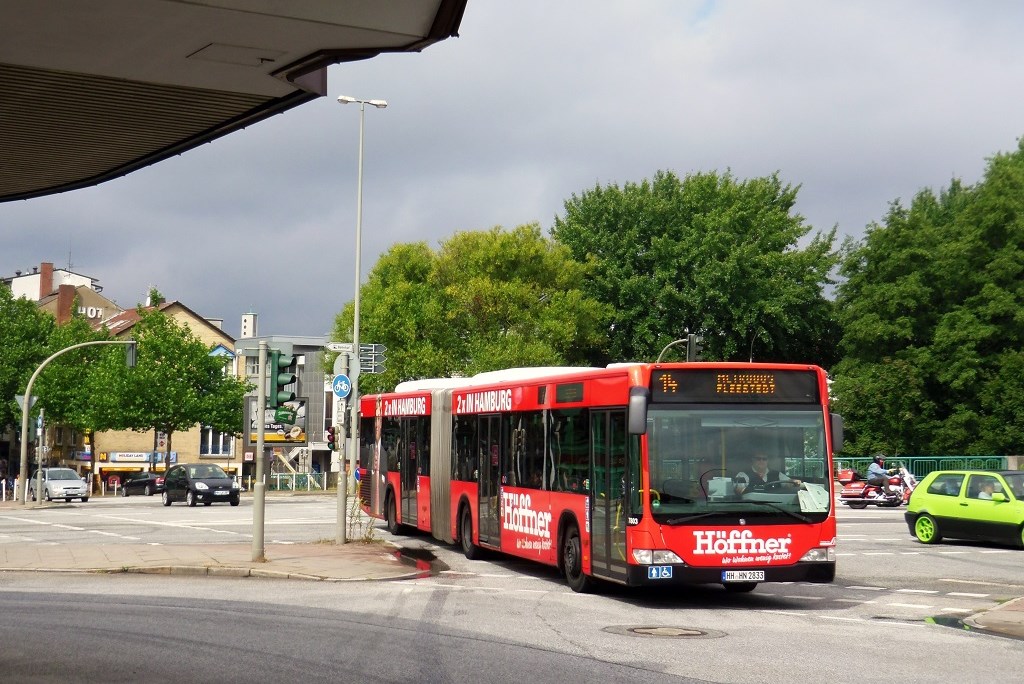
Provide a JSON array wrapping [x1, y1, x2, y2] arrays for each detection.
[[647, 566, 673, 579], [722, 570, 764, 582]]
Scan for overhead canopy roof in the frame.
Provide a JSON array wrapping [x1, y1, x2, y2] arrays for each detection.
[[0, 0, 466, 203]]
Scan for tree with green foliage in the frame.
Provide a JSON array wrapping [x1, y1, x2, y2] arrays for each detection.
[[0, 286, 55, 435], [551, 170, 840, 365], [832, 140, 1024, 456], [33, 310, 113, 428], [115, 309, 251, 467], [331, 224, 611, 393]]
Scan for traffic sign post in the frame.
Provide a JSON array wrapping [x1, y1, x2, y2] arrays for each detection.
[[334, 351, 350, 544]]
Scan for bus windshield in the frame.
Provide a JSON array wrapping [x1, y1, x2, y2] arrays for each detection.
[[646, 405, 831, 520]]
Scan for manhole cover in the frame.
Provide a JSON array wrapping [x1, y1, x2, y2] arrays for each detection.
[[603, 625, 725, 639]]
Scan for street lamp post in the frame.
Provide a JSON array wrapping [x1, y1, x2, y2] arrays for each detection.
[[337, 94, 386, 541], [18, 339, 136, 504]]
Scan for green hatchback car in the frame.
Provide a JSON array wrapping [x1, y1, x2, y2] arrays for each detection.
[[905, 470, 1024, 547]]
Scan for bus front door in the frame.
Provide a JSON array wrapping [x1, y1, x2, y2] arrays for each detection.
[[477, 414, 502, 546], [590, 409, 629, 583]]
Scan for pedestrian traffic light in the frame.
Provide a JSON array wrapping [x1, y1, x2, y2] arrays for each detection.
[[327, 425, 338, 451], [686, 333, 704, 362], [268, 349, 297, 408]]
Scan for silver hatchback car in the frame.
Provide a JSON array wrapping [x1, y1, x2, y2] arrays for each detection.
[[28, 467, 90, 503]]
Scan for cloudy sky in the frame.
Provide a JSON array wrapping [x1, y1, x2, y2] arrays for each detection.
[[3, 1, 1023, 340]]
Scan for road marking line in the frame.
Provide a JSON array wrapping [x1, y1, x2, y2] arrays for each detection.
[[0, 516, 50, 525], [757, 609, 809, 617], [846, 585, 887, 591], [896, 589, 938, 594], [888, 602, 932, 609], [938, 608, 973, 613], [939, 578, 1024, 588], [947, 592, 989, 598]]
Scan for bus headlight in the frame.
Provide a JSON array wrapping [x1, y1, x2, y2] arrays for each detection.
[[632, 550, 684, 565], [799, 546, 836, 562]]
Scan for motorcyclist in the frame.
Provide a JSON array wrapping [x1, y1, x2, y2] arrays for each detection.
[[866, 455, 896, 498]]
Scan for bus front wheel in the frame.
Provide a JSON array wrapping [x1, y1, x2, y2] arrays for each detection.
[[562, 523, 593, 593]]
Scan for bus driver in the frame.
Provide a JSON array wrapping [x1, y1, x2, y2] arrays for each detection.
[[734, 453, 801, 494]]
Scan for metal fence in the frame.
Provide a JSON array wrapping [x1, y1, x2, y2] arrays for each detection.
[[267, 472, 327, 492], [835, 456, 1010, 479]]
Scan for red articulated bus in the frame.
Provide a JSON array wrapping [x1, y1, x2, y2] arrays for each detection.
[[358, 363, 842, 593]]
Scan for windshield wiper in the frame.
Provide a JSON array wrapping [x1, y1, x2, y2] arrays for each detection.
[[665, 511, 726, 524]]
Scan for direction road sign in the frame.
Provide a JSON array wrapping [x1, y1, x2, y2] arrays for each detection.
[[332, 374, 352, 399], [15, 394, 37, 410]]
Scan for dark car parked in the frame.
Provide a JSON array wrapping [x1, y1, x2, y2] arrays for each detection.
[[161, 463, 239, 507], [120, 472, 164, 497]]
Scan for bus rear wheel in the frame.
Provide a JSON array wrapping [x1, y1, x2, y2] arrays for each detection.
[[460, 507, 481, 560], [562, 523, 593, 593], [385, 494, 401, 535]]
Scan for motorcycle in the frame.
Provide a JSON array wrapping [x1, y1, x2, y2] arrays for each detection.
[[838, 464, 918, 509]]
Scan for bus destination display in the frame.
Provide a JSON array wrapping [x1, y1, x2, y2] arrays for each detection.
[[651, 369, 819, 403]]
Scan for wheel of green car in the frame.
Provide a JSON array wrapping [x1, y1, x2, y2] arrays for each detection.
[[914, 514, 942, 544]]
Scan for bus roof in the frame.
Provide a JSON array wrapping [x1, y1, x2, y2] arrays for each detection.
[[394, 366, 602, 393]]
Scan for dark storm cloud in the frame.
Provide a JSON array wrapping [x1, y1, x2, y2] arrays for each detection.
[[4, 1, 1024, 339]]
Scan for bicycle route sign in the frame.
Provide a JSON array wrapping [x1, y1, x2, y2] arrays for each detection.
[[332, 374, 351, 399]]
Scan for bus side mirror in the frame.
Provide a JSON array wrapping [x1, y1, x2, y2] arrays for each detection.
[[830, 413, 844, 454], [628, 387, 649, 435]]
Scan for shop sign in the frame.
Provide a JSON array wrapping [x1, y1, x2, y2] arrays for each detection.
[[110, 451, 177, 463]]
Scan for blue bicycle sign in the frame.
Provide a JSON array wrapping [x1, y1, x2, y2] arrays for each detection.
[[332, 374, 351, 399]]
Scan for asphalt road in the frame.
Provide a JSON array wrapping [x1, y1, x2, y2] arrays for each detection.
[[2, 495, 1022, 683]]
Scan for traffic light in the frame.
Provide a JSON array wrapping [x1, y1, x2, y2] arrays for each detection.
[[686, 333, 704, 362], [268, 349, 297, 408], [326, 425, 338, 451]]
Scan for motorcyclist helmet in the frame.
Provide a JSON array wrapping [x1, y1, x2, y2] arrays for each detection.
[[872, 455, 885, 465]]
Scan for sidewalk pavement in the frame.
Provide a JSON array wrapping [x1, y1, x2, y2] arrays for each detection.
[[0, 539, 422, 582], [0, 495, 422, 583], [2, 499, 1022, 640]]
